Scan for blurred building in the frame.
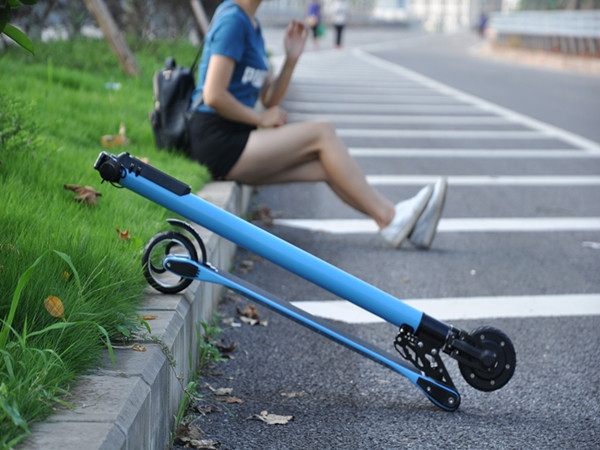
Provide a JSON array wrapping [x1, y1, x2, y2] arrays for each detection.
[[258, 0, 508, 30]]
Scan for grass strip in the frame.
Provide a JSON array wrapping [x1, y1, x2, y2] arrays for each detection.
[[0, 36, 210, 445]]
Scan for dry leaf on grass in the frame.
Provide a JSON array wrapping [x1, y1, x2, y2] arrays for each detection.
[[116, 228, 131, 240], [64, 184, 102, 205], [248, 410, 294, 425], [44, 295, 65, 321], [101, 123, 129, 148]]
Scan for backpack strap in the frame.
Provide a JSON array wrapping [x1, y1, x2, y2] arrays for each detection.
[[190, 2, 238, 111]]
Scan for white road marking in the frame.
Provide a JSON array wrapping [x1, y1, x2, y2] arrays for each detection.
[[337, 129, 551, 139], [269, 48, 600, 326], [289, 114, 512, 125], [352, 49, 600, 154], [291, 294, 600, 322], [349, 148, 597, 158], [365, 175, 600, 186], [282, 102, 480, 114], [273, 218, 600, 234]]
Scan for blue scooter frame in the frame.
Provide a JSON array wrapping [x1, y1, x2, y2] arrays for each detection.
[[94, 151, 516, 411]]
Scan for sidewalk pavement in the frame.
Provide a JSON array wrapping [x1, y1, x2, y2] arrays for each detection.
[[19, 182, 252, 450]]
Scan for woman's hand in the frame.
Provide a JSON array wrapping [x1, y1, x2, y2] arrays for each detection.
[[284, 20, 308, 62], [259, 106, 288, 128]]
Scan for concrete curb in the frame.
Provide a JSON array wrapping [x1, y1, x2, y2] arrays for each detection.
[[21, 182, 252, 450]]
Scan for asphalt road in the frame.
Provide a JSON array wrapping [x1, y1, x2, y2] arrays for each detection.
[[176, 30, 600, 449]]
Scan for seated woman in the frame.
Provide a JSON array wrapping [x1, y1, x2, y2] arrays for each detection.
[[188, 0, 447, 249]]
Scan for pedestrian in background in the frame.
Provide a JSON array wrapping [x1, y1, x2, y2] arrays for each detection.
[[331, 0, 349, 48], [189, 0, 448, 250], [305, 0, 322, 48]]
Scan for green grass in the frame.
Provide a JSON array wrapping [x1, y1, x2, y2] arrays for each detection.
[[0, 37, 210, 446]]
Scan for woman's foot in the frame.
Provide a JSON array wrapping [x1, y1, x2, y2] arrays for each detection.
[[409, 177, 448, 249], [380, 185, 433, 249]]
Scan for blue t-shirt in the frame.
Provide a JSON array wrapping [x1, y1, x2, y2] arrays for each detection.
[[192, 1, 269, 114]]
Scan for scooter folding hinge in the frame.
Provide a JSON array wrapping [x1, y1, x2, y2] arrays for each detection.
[[394, 324, 456, 391]]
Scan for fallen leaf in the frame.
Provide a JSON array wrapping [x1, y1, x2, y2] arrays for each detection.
[[101, 123, 130, 147], [216, 396, 244, 404], [221, 317, 242, 328], [238, 259, 254, 273], [64, 184, 102, 205], [132, 343, 146, 352], [189, 439, 219, 450], [239, 316, 258, 326], [44, 295, 65, 321], [216, 340, 236, 353], [175, 422, 204, 440], [141, 315, 157, 321], [195, 404, 220, 415], [223, 290, 244, 303], [206, 384, 233, 396], [249, 410, 294, 425], [238, 316, 268, 327], [280, 391, 305, 399], [237, 304, 259, 319], [250, 205, 272, 225], [116, 228, 131, 240]]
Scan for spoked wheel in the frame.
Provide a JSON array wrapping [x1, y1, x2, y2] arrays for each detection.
[[142, 231, 198, 294], [458, 326, 516, 392]]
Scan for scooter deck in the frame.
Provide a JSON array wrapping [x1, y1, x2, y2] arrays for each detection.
[[165, 256, 461, 411]]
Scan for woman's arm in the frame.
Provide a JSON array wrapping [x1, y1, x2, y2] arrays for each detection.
[[203, 54, 287, 127], [260, 20, 308, 108]]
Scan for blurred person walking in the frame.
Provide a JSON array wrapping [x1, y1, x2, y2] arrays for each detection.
[[331, 0, 349, 48], [305, 0, 322, 48]]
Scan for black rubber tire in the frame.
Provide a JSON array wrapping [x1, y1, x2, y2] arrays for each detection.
[[458, 326, 516, 392], [141, 231, 198, 294]]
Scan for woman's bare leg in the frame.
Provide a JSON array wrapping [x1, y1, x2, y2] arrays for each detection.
[[226, 121, 395, 229]]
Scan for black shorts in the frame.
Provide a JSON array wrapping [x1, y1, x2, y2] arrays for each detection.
[[188, 112, 256, 180]]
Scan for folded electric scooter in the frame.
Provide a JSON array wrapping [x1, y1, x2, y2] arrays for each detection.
[[94, 151, 516, 411]]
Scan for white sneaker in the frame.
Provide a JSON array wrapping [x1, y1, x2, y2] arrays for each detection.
[[409, 177, 448, 249], [380, 185, 433, 249]]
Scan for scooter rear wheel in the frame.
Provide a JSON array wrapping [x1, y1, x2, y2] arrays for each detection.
[[142, 231, 198, 294], [458, 326, 516, 392]]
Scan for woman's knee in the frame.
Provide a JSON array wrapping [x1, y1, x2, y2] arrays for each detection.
[[313, 121, 340, 147]]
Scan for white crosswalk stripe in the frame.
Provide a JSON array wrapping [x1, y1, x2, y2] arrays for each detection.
[[271, 49, 600, 321]]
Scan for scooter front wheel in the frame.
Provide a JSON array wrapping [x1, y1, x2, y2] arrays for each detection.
[[142, 231, 198, 294], [458, 326, 516, 392]]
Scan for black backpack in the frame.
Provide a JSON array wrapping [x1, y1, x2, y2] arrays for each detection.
[[149, 50, 202, 154]]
